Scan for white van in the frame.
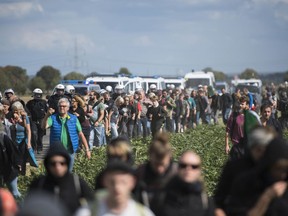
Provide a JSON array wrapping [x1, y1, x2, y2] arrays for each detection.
[[184, 71, 215, 89], [164, 77, 185, 89], [60, 80, 101, 95], [141, 76, 166, 93], [86, 75, 130, 91]]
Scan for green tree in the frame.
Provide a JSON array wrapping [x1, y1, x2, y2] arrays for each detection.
[[28, 76, 47, 92], [202, 67, 228, 81], [283, 71, 288, 82], [239, 68, 259, 79], [63, 71, 85, 80], [115, 67, 132, 76], [0, 65, 28, 95], [85, 71, 99, 78], [36, 66, 61, 92]]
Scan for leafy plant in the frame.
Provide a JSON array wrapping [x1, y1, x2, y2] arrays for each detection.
[[17, 125, 236, 196]]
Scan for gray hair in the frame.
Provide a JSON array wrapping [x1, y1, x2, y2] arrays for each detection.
[[58, 97, 70, 108], [11, 101, 24, 112], [248, 127, 276, 149]]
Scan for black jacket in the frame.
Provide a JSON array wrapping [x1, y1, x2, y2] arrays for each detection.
[[226, 138, 288, 216], [0, 132, 21, 183], [28, 143, 94, 214], [154, 176, 215, 216]]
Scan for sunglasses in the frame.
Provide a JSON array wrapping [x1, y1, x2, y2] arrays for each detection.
[[58, 105, 67, 108], [49, 161, 67, 167], [179, 163, 200, 169]]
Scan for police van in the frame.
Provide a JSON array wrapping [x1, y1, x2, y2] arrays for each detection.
[[86, 75, 129, 92], [60, 80, 101, 95]]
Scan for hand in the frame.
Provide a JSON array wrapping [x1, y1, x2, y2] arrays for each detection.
[[13, 113, 21, 122], [268, 181, 287, 198], [47, 108, 55, 116], [20, 110, 27, 117], [215, 208, 226, 216], [225, 145, 230, 154], [86, 150, 91, 159], [27, 142, 32, 149], [94, 121, 99, 127]]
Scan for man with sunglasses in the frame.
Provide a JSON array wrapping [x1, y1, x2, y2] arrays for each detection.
[[28, 142, 94, 215], [153, 150, 215, 216]]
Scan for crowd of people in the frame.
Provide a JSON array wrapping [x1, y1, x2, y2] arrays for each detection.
[[0, 82, 287, 216]]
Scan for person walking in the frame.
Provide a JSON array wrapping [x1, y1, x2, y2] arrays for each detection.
[[42, 98, 91, 171], [26, 88, 47, 153], [28, 143, 94, 215], [153, 150, 215, 216]]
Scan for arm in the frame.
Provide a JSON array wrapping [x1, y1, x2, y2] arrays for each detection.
[[247, 181, 287, 216], [94, 109, 104, 127], [225, 132, 230, 154], [25, 117, 32, 149], [79, 131, 91, 159], [41, 108, 55, 129]]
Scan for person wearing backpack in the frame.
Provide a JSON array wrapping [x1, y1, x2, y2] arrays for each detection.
[[28, 142, 94, 215], [153, 150, 215, 216], [26, 88, 47, 153]]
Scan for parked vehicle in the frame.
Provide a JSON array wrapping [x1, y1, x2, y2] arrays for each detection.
[[184, 71, 215, 90]]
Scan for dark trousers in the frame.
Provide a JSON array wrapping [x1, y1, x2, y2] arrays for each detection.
[[31, 121, 45, 151], [166, 117, 174, 133], [151, 120, 164, 137]]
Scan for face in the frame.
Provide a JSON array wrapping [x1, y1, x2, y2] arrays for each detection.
[[162, 91, 168, 98], [3, 105, 9, 114], [48, 155, 68, 178], [178, 152, 201, 183], [71, 99, 77, 107], [124, 97, 130, 105], [5, 93, 13, 99], [104, 172, 135, 203], [240, 101, 248, 111], [89, 93, 96, 101], [262, 107, 272, 120], [150, 153, 171, 175], [269, 159, 288, 182], [56, 89, 64, 96], [152, 100, 158, 107], [58, 102, 69, 115]]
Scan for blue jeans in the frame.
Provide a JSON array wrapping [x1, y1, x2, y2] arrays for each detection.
[[8, 177, 21, 198], [110, 122, 119, 139], [89, 125, 106, 148], [69, 153, 75, 172], [137, 117, 148, 138]]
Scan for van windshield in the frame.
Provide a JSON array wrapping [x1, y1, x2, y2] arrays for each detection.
[[186, 78, 210, 88], [94, 82, 119, 89]]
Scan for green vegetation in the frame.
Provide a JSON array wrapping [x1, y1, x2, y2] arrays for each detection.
[[18, 125, 228, 196]]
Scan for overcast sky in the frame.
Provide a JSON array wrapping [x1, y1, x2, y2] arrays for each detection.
[[0, 0, 287, 76]]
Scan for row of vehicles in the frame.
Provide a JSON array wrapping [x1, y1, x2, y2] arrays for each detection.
[[60, 72, 263, 98]]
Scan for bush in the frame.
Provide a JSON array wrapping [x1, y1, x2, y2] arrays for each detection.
[[18, 125, 228, 196]]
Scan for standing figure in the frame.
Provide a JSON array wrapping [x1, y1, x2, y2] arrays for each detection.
[[26, 88, 47, 153]]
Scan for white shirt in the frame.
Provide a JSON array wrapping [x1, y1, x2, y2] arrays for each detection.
[[97, 199, 154, 216]]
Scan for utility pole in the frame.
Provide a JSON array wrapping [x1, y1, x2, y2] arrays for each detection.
[[74, 38, 79, 72]]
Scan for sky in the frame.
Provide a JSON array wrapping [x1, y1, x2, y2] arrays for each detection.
[[0, 0, 288, 77]]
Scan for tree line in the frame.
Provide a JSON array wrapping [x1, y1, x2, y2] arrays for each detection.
[[0, 65, 286, 95]]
